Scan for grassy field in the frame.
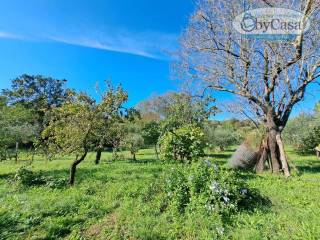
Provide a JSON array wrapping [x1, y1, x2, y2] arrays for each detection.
[[0, 148, 320, 240]]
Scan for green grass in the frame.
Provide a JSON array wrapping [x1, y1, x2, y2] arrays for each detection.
[[0, 148, 320, 239]]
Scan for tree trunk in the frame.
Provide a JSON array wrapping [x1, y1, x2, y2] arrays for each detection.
[[262, 108, 290, 176], [31, 149, 35, 163], [267, 129, 281, 173], [256, 147, 268, 173], [276, 133, 290, 177], [131, 151, 136, 161], [15, 142, 19, 164], [69, 151, 88, 186], [95, 148, 102, 165], [112, 147, 119, 161], [154, 145, 159, 160]]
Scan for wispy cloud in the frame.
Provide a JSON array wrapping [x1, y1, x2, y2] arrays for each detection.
[[0, 29, 178, 60], [49, 30, 178, 60], [0, 31, 24, 40]]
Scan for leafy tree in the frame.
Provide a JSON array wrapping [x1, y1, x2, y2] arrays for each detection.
[[41, 82, 128, 185], [177, 0, 320, 176], [284, 113, 320, 154], [158, 124, 206, 162], [2, 75, 73, 152], [122, 133, 144, 161], [0, 99, 38, 162], [121, 121, 144, 161], [2, 74, 70, 112], [205, 125, 239, 151], [141, 121, 161, 158], [137, 92, 216, 128]]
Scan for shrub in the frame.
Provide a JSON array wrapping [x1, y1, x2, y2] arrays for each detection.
[[163, 161, 269, 216], [45, 176, 69, 189], [158, 124, 206, 162], [14, 167, 67, 188], [137, 161, 270, 238], [14, 167, 47, 187], [284, 113, 320, 154], [295, 126, 320, 154]]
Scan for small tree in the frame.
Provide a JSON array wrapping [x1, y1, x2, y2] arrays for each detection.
[[41, 82, 128, 185], [122, 133, 144, 161], [121, 122, 144, 161], [158, 124, 206, 162], [206, 125, 239, 152], [141, 121, 161, 158]]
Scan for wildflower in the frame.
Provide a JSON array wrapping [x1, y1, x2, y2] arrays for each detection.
[[216, 227, 224, 235], [213, 163, 219, 172], [188, 175, 194, 182], [240, 188, 248, 195], [222, 196, 230, 203], [204, 159, 212, 167], [210, 181, 220, 192]]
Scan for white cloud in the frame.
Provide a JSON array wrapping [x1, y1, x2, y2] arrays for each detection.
[[0, 31, 24, 40], [49, 30, 178, 60], [0, 29, 178, 60]]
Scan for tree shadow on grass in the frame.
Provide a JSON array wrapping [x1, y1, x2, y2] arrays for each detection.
[[291, 159, 320, 174], [0, 173, 14, 180], [206, 153, 233, 159]]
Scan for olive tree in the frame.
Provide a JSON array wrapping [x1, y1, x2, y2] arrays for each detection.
[[42, 82, 128, 185], [177, 0, 320, 176], [206, 125, 239, 151], [141, 121, 161, 158]]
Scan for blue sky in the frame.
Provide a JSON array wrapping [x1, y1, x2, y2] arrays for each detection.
[[0, 0, 318, 119], [0, 0, 194, 105]]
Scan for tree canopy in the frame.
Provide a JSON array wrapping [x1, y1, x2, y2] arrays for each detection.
[[176, 0, 320, 176]]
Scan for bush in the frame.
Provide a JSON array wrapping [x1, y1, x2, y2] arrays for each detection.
[[163, 161, 269, 217], [284, 113, 320, 154], [14, 167, 67, 188], [14, 167, 47, 187], [158, 124, 206, 162], [137, 161, 270, 238], [295, 126, 320, 154]]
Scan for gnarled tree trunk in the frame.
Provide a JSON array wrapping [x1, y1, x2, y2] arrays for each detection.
[[255, 139, 268, 173], [70, 151, 88, 185], [258, 108, 290, 177]]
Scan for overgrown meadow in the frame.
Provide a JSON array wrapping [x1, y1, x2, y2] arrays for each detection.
[[1, 148, 319, 240]]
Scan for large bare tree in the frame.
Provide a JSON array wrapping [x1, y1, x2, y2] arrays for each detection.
[[177, 0, 320, 176]]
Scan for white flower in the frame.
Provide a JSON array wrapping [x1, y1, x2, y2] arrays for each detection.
[[241, 188, 248, 195], [204, 159, 212, 167], [216, 227, 224, 235], [210, 181, 220, 193], [222, 196, 230, 203]]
